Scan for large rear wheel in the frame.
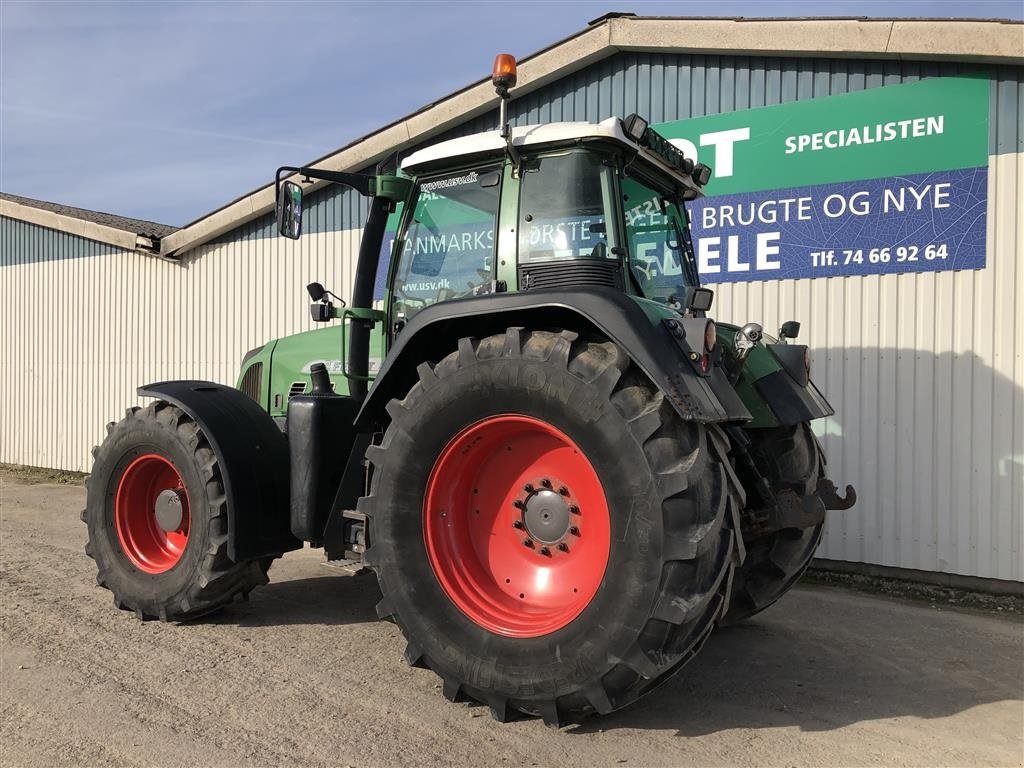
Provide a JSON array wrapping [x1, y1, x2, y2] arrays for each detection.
[[360, 329, 742, 725], [83, 402, 272, 621]]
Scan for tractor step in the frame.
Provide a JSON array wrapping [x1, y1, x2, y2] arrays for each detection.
[[322, 508, 366, 563], [322, 558, 371, 575]]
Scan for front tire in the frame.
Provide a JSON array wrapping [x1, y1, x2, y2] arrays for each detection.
[[360, 329, 742, 725], [722, 422, 825, 625], [83, 402, 272, 621]]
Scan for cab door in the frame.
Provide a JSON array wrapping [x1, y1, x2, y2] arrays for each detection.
[[386, 166, 503, 341]]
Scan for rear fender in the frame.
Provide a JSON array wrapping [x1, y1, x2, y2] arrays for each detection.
[[137, 381, 301, 561], [355, 287, 751, 429]]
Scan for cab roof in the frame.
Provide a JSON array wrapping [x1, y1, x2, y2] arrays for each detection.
[[401, 117, 704, 198], [402, 118, 631, 172]]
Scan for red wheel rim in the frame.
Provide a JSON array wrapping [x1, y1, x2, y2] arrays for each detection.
[[424, 415, 611, 638], [115, 454, 190, 574]]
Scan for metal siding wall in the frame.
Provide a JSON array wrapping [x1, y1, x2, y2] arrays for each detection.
[[2, 53, 1020, 582], [0, 216, 363, 474]]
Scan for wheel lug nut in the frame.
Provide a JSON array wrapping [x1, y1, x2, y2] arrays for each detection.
[[558, 542, 570, 553], [539, 546, 551, 557], [512, 499, 524, 509], [523, 539, 534, 548], [541, 478, 552, 488], [524, 483, 534, 493], [512, 520, 524, 530], [558, 486, 569, 496], [570, 505, 580, 515], [569, 526, 580, 537]]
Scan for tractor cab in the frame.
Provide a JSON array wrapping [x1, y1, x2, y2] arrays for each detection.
[[388, 115, 714, 335]]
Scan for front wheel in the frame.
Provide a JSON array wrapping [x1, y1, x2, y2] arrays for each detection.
[[83, 402, 272, 621], [360, 329, 742, 725], [721, 422, 825, 625]]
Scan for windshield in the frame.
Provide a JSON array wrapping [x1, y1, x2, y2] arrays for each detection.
[[621, 175, 699, 304]]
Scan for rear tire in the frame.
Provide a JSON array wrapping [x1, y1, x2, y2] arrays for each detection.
[[83, 402, 273, 621], [360, 329, 742, 725], [721, 422, 824, 625]]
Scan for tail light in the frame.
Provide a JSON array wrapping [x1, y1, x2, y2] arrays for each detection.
[[700, 320, 716, 373]]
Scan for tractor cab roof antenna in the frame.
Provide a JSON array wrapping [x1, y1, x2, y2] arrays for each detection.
[[492, 53, 520, 168]]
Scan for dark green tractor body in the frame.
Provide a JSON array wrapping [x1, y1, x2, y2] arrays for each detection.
[[85, 60, 854, 726]]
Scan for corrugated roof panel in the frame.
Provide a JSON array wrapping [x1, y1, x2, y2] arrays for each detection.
[[0, 192, 177, 239]]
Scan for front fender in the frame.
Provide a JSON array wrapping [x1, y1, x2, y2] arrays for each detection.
[[355, 288, 751, 429], [717, 324, 835, 427], [137, 381, 301, 561]]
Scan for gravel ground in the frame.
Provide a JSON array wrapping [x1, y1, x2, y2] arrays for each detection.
[[1, 476, 1022, 768]]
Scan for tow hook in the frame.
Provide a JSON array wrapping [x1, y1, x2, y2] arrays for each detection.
[[817, 477, 857, 510]]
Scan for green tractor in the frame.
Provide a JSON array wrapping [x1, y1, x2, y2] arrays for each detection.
[[84, 55, 854, 725]]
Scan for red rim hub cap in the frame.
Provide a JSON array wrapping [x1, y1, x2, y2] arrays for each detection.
[[115, 454, 191, 574], [424, 415, 611, 638]]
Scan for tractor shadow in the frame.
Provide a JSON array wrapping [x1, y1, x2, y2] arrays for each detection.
[[570, 586, 1023, 736], [203, 569, 381, 628]]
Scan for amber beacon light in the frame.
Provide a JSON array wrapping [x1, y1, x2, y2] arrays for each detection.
[[492, 53, 517, 90]]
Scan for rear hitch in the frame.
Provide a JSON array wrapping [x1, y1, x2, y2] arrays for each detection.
[[818, 477, 857, 510]]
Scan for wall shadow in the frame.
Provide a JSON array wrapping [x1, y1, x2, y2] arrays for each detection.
[[798, 347, 1022, 580]]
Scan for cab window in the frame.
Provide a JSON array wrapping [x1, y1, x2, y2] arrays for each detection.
[[518, 152, 617, 263], [621, 175, 699, 303], [392, 167, 500, 323]]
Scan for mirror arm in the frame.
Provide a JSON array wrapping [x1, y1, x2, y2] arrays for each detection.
[[274, 166, 376, 204]]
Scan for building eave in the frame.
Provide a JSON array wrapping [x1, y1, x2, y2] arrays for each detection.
[[1, 197, 145, 253]]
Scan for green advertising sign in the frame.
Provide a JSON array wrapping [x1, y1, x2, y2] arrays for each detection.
[[656, 75, 989, 196]]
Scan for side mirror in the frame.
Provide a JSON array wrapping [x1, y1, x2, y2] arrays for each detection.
[[779, 320, 801, 341], [277, 180, 303, 239], [684, 286, 714, 313]]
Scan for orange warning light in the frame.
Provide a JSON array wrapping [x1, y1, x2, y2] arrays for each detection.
[[492, 53, 517, 90]]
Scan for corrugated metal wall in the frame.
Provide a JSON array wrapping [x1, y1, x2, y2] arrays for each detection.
[[2, 52, 1020, 582], [0, 219, 362, 471], [711, 150, 1022, 582]]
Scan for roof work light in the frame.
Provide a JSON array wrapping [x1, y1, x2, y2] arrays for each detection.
[[621, 113, 649, 143]]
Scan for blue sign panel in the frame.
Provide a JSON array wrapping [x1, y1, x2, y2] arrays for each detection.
[[688, 167, 988, 283]]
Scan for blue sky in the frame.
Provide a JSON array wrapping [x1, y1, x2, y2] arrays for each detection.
[[2, 0, 1020, 227]]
